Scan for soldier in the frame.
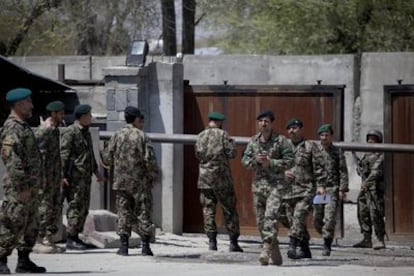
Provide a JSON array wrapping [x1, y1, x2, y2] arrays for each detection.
[[281, 118, 326, 260], [0, 88, 46, 273], [241, 111, 293, 265], [313, 124, 349, 256], [195, 111, 243, 252], [101, 106, 159, 256], [33, 101, 66, 254], [353, 130, 386, 250], [60, 104, 105, 250]]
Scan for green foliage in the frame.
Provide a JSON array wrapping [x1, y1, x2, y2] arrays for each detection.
[[198, 0, 414, 54]]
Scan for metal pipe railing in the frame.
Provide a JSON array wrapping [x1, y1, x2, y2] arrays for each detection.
[[99, 131, 414, 153]]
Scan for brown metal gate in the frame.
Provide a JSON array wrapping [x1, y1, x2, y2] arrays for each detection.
[[183, 84, 345, 236], [384, 85, 414, 240]]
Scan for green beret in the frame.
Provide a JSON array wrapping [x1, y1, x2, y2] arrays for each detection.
[[317, 123, 334, 135], [6, 88, 32, 103], [74, 104, 92, 115], [208, 111, 225, 121], [46, 101, 65, 112], [286, 118, 303, 129]]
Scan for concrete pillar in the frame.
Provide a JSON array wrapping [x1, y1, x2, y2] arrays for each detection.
[[103, 62, 184, 234]]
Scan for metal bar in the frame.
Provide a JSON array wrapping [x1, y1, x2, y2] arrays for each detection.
[[99, 131, 414, 153]]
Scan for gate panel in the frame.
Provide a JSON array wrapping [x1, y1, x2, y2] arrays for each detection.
[[384, 86, 414, 239], [184, 85, 344, 235]]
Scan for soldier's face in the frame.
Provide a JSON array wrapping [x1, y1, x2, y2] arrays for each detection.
[[287, 125, 302, 142], [52, 110, 65, 124], [367, 135, 378, 144], [79, 112, 92, 127], [134, 117, 144, 130], [257, 117, 272, 133], [319, 132, 333, 146], [15, 97, 33, 119]]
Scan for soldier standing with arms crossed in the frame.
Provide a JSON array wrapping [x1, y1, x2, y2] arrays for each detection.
[[33, 101, 66, 254], [352, 130, 386, 250], [313, 124, 349, 256], [102, 106, 159, 256], [282, 118, 326, 260], [0, 88, 46, 273], [195, 111, 243, 252], [60, 104, 105, 250], [242, 111, 293, 265]]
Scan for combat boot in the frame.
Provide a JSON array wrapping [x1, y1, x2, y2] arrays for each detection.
[[372, 236, 386, 250], [259, 242, 271, 265], [15, 250, 46, 273], [352, 234, 372, 248], [0, 257, 10, 274], [116, 234, 129, 256], [322, 238, 332, 256], [229, 233, 243, 252], [207, 232, 217, 251], [287, 236, 299, 259], [296, 238, 312, 259], [66, 234, 86, 250], [141, 236, 154, 256], [269, 238, 283, 266]]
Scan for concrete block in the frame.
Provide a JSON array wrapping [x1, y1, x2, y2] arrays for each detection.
[[106, 111, 119, 121], [82, 210, 140, 248], [107, 121, 125, 132], [115, 90, 128, 111], [106, 88, 116, 110]]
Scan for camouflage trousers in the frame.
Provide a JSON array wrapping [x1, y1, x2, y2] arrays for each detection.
[[262, 188, 289, 243], [199, 185, 240, 235], [283, 196, 312, 241], [357, 189, 385, 239], [116, 188, 153, 238], [38, 178, 62, 238], [313, 191, 339, 240], [65, 176, 91, 236], [0, 196, 40, 257], [252, 183, 273, 239]]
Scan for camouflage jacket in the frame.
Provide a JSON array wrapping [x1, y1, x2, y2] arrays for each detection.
[[0, 114, 41, 197], [35, 123, 62, 188], [284, 139, 327, 199], [195, 126, 236, 189], [60, 121, 98, 179], [102, 124, 159, 192], [241, 131, 293, 192], [315, 142, 349, 193], [360, 152, 384, 191]]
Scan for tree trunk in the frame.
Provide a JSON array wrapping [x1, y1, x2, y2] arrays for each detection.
[[161, 0, 177, 56], [182, 0, 195, 54]]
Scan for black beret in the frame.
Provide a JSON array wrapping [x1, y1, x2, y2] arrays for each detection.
[[125, 106, 144, 119], [74, 104, 92, 115], [256, 110, 275, 122], [6, 88, 32, 103], [286, 118, 303, 129], [46, 101, 65, 112]]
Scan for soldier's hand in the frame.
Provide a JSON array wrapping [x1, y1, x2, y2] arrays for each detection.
[[339, 191, 347, 201], [95, 172, 106, 183], [61, 178, 69, 187], [18, 189, 31, 203], [285, 169, 295, 180], [317, 186, 326, 195]]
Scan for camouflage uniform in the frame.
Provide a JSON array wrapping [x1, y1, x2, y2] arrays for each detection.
[[282, 139, 326, 259], [241, 132, 293, 239], [356, 152, 385, 243], [313, 143, 349, 240], [60, 121, 98, 237], [35, 124, 62, 240], [0, 115, 41, 257], [102, 124, 159, 238], [195, 126, 240, 237]]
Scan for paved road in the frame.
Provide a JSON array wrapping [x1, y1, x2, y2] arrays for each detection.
[[6, 233, 414, 275]]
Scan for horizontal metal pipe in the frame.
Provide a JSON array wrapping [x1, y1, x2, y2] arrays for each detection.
[[99, 131, 414, 153]]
